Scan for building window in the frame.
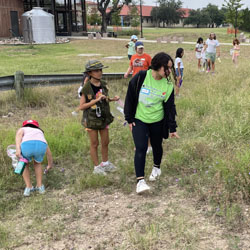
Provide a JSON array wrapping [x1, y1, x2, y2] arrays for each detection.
[[23, 0, 86, 34]]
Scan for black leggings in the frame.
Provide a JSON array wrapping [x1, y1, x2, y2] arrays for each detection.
[[132, 119, 163, 178]]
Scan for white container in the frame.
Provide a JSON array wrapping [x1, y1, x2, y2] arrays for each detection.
[[22, 7, 55, 44]]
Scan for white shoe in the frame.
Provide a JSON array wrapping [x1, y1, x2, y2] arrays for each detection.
[[102, 162, 117, 172], [146, 146, 152, 154], [93, 165, 107, 175], [149, 167, 161, 181], [136, 179, 150, 194]]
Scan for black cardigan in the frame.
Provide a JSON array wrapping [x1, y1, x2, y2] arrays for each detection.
[[124, 70, 177, 139]]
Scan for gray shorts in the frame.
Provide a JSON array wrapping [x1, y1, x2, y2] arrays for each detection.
[[206, 52, 216, 63]]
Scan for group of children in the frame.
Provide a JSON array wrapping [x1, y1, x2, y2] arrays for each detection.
[[195, 35, 240, 73], [14, 60, 119, 196], [13, 34, 241, 196]]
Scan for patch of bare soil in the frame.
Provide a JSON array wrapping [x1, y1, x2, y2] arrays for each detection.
[[12, 183, 250, 250]]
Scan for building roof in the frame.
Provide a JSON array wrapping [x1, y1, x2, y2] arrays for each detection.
[[119, 5, 191, 18], [178, 8, 191, 18], [120, 5, 153, 17], [87, 2, 191, 18], [86, 1, 97, 6]]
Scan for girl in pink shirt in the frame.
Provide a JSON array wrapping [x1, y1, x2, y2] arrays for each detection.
[[15, 120, 53, 196]]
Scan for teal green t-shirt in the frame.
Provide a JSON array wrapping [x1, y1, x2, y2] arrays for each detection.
[[128, 41, 136, 55], [135, 69, 174, 123]]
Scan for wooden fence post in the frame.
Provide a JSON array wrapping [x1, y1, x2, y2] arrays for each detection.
[[14, 71, 25, 100]]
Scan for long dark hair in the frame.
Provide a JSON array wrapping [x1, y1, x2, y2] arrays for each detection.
[[151, 52, 177, 84], [176, 48, 184, 58], [197, 37, 203, 44]]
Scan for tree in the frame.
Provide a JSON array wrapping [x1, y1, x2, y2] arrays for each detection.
[[111, 10, 121, 26], [151, 0, 183, 27], [97, 0, 131, 33], [239, 8, 250, 32], [129, 3, 140, 27], [183, 9, 210, 28], [151, 5, 160, 27], [204, 4, 225, 27], [223, 0, 244, 36], [87, 7, 102, 25]]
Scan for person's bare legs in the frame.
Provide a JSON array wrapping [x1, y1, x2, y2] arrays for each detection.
[[22, 164, 32, 188], [34, 161, 43, 187], [88, 130, 99, 166], [211, 62, 215, 73], [234, 55, 238, 67], [99, 128, 109, 162], [207, 59, 211, 71], [198, 58, 201, 70], [175, 86, 180, 96]]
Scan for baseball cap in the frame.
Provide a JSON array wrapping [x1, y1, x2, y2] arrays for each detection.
[[84, 60, 108, 73], [22, 120, 40, 128], [131, 35, 138, 41], [135, 41, 144, 48]]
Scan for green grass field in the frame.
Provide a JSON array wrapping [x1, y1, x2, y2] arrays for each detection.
[[143, 27, 250, 42], [0, 28, 250, 249]]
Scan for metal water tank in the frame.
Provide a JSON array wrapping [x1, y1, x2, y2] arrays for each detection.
[[22, 7, 55, 44]]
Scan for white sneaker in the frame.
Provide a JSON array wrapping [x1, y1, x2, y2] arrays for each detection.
[[146, 146, 152, 154], [93, 165, 107, 175], [136, 179, 150, 194], [102, 162, 117, 172], [149, 167, 161, 181]]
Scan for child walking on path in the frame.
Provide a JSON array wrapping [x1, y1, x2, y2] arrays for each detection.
[[125, 35, 138, 60], [195, 37, 203, 71], [15, 120, 53, 196], [78, 60, 120, 175], [175, 48, 184, 97], [232, 38, 240, 66]]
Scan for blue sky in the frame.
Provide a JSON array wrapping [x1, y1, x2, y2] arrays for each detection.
[[143, 0, 250, 9]]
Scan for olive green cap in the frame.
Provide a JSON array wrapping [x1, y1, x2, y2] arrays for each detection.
[[84, 60, 108, 72]]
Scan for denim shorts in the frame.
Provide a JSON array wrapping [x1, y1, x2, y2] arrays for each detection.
[[21, 140, 47, 163], [175, 68, 184, 78]]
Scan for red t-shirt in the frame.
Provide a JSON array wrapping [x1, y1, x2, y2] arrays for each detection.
[[130, 53, 152, 76]]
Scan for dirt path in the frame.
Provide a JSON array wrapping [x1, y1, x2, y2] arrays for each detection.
[[9, 183, 249, 250]]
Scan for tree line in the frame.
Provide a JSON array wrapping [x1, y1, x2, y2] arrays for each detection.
[[87, 0, 250, 33]]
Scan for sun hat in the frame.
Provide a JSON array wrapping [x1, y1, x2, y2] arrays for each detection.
[[84, 60, 108, 73], [131, 35, 138, 41], [135, 41, 144, 48], [22, 120, 40, 128]]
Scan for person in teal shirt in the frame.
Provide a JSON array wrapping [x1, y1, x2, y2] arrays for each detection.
[[125, 35, 138, 60], [124, 52, 180, 194]]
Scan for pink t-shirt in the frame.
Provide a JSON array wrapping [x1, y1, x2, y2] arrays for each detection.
[[21, 127, 47, 144]]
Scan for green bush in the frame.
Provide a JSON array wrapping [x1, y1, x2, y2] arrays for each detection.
[[116, 29, 140, 36]]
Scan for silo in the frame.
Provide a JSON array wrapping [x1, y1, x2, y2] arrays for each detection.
[[22, 7, 55, 44]]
